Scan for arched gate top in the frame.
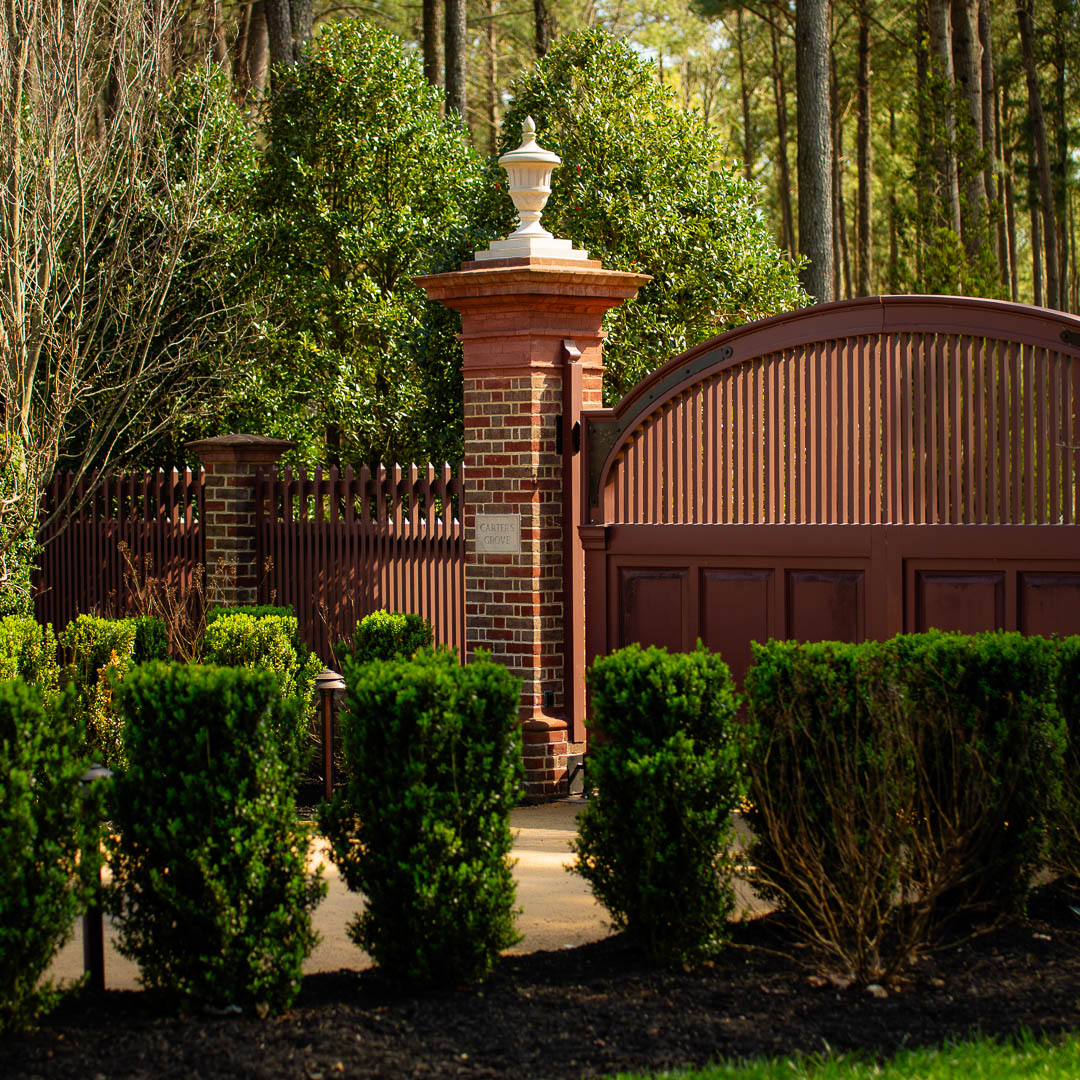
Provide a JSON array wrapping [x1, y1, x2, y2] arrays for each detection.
[[584, 295, 1080, 517]]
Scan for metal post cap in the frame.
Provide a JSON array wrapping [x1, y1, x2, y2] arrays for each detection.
[[314, 668, 347, 693]]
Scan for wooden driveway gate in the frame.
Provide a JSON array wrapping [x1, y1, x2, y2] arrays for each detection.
[[579, 296, 1080, 683]]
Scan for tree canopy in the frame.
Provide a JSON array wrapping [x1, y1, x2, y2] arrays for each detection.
[[489, 28, 807, 401]]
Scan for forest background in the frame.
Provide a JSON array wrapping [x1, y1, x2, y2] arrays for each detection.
[[0, 0, 1076, 612]]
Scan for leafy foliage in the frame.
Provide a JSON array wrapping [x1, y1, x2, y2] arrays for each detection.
[[321, 648, 522, 988], [342, 609, 434, 665], [490, 28, 807, 402], [108, 663, 324, 1013], [1050, 636, 1080, 890], [58, 615, 140, 768], [0, 616, 59, 701], [572, 643, 745, 967], [742, 633, 1064, 984], [0, 680, 102, 1033], [202, 612, 321, 756], [241, 20, 490, 466]]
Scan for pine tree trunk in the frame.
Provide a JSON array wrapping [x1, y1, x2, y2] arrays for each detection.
[[290, 0, 313, 54], [444, 0, 467, 121], [533, 0, 551, 58], [1030, 168, 1044, 307], [1052, 1, 1067, 309], [915, 1, 929, 284], [796, 0, 835, 303], [1016, 0, 1060, 308], [210, 0, 227, 64], [264, 0, 293, 69], [1002, 89, 1020, 301], [856, 0, 872, 296], [994, 80, 1011, 291], [487, 0, 498, 154], [952, 0, 987, 254], [978, 0, 997, 207], [737, 9, 754, 183], [928, 0, 963, 237], [423, 0, 443, 89], [771, 21, 795, 255]]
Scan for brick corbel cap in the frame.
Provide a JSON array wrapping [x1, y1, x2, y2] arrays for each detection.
[[415, 260, 651, 320], [186, 433, 296, 467]]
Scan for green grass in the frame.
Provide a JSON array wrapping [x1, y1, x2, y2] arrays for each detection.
[[612, 1031, 1080, 1079]]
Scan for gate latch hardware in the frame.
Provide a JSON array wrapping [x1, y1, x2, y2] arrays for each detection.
[[1062, 329, 1080, 350]]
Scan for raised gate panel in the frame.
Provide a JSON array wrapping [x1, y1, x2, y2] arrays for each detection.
[[913, 570, 1005, 633], [785, 570, 866, 642], [617, 567, 687, 652], [699, 568, 772, 684], [1019, 572, 1080, 636]]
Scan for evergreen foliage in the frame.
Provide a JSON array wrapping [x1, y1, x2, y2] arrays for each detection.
[[108, 663, 324, 1013], [490, 28, 807, 402], [572, 643, 745, 967], [0, 616, 60, 700], [0, 680, 102, 1033], [321, 648, 522, 987], [244, 20, 490, 466]]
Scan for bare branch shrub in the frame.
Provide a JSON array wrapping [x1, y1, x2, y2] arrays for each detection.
[[0, 0, 256, 594]]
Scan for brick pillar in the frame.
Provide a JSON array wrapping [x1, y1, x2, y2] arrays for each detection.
[[185, 434, 295, 606], [418, 257, 647, 799]]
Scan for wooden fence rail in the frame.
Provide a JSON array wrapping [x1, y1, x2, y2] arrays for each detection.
[[256, 463, 466, 661]]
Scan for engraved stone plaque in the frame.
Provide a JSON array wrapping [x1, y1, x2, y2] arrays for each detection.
[[476, 514, 522, 554]]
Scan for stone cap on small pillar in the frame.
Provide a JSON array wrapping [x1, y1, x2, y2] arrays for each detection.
[[185, 433, 295, 467]]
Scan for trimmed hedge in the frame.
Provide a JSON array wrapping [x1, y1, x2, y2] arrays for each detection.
[[1044, 635, 1080, 892], [341, 609, 433, 665], [0, 681, 102, 1033], [109, 663, 325, 1013], [202, 612, 321, 756], [742, 632, 1064, 983], [572, 643, 745, 967], [321, 648, 521, 988], [0, 616, 60, 701], [58, 614, 140, 767]]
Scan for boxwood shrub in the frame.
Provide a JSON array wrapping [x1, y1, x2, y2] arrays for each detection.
[[1051, 635, 1080, 890], [340, 609, 433, 664], [742, 632, 1064, 983], [572, 643, 745, 968], [108, 663, 325, 1013], [202, 612, 321, 757], [885, 631, 1063, 917], [0, 616, 60, 701], [320, 648, 521, 988], [0, 681, 102, 1033], [58, 614, 140, 767]]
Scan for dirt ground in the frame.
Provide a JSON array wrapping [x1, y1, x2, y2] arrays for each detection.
[[6, 802, 1080, 1079]]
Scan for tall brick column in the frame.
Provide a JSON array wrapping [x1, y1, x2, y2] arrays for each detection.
[[186, 434, 294, 606], [418, 258, 646, 798]]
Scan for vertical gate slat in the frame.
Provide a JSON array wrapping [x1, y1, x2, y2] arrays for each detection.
[[1024, 343, 1035, 523], [1036, 348, 1048, 523], [949, 334, 962, 523], [974, 338, 987, 522], [1049, 352, 1061, 523], [1009, 342, 1022, 523]]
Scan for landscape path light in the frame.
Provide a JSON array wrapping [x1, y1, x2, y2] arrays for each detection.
[[315, 668, 346, 800], [473, 116, 590, 263], [79, 762, 113, 994]]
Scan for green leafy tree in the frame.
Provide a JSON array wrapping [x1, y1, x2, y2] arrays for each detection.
[[488, 27, 808, 402], [240, 20, 491, 467]]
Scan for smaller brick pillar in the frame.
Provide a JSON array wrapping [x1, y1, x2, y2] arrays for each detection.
[[186, 434, 294, 606]]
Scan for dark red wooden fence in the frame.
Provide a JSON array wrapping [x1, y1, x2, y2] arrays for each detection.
[[35, 468, 205, 632], [255, 463, 466, 661]]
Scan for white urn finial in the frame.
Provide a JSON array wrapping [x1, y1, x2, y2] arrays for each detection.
[[472, 117, 589, 263]]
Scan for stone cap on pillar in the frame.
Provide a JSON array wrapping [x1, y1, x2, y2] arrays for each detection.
[[185, 433, 296, 467]]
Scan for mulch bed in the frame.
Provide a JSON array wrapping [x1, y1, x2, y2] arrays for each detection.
[[5, 884, 1080, 1080]]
